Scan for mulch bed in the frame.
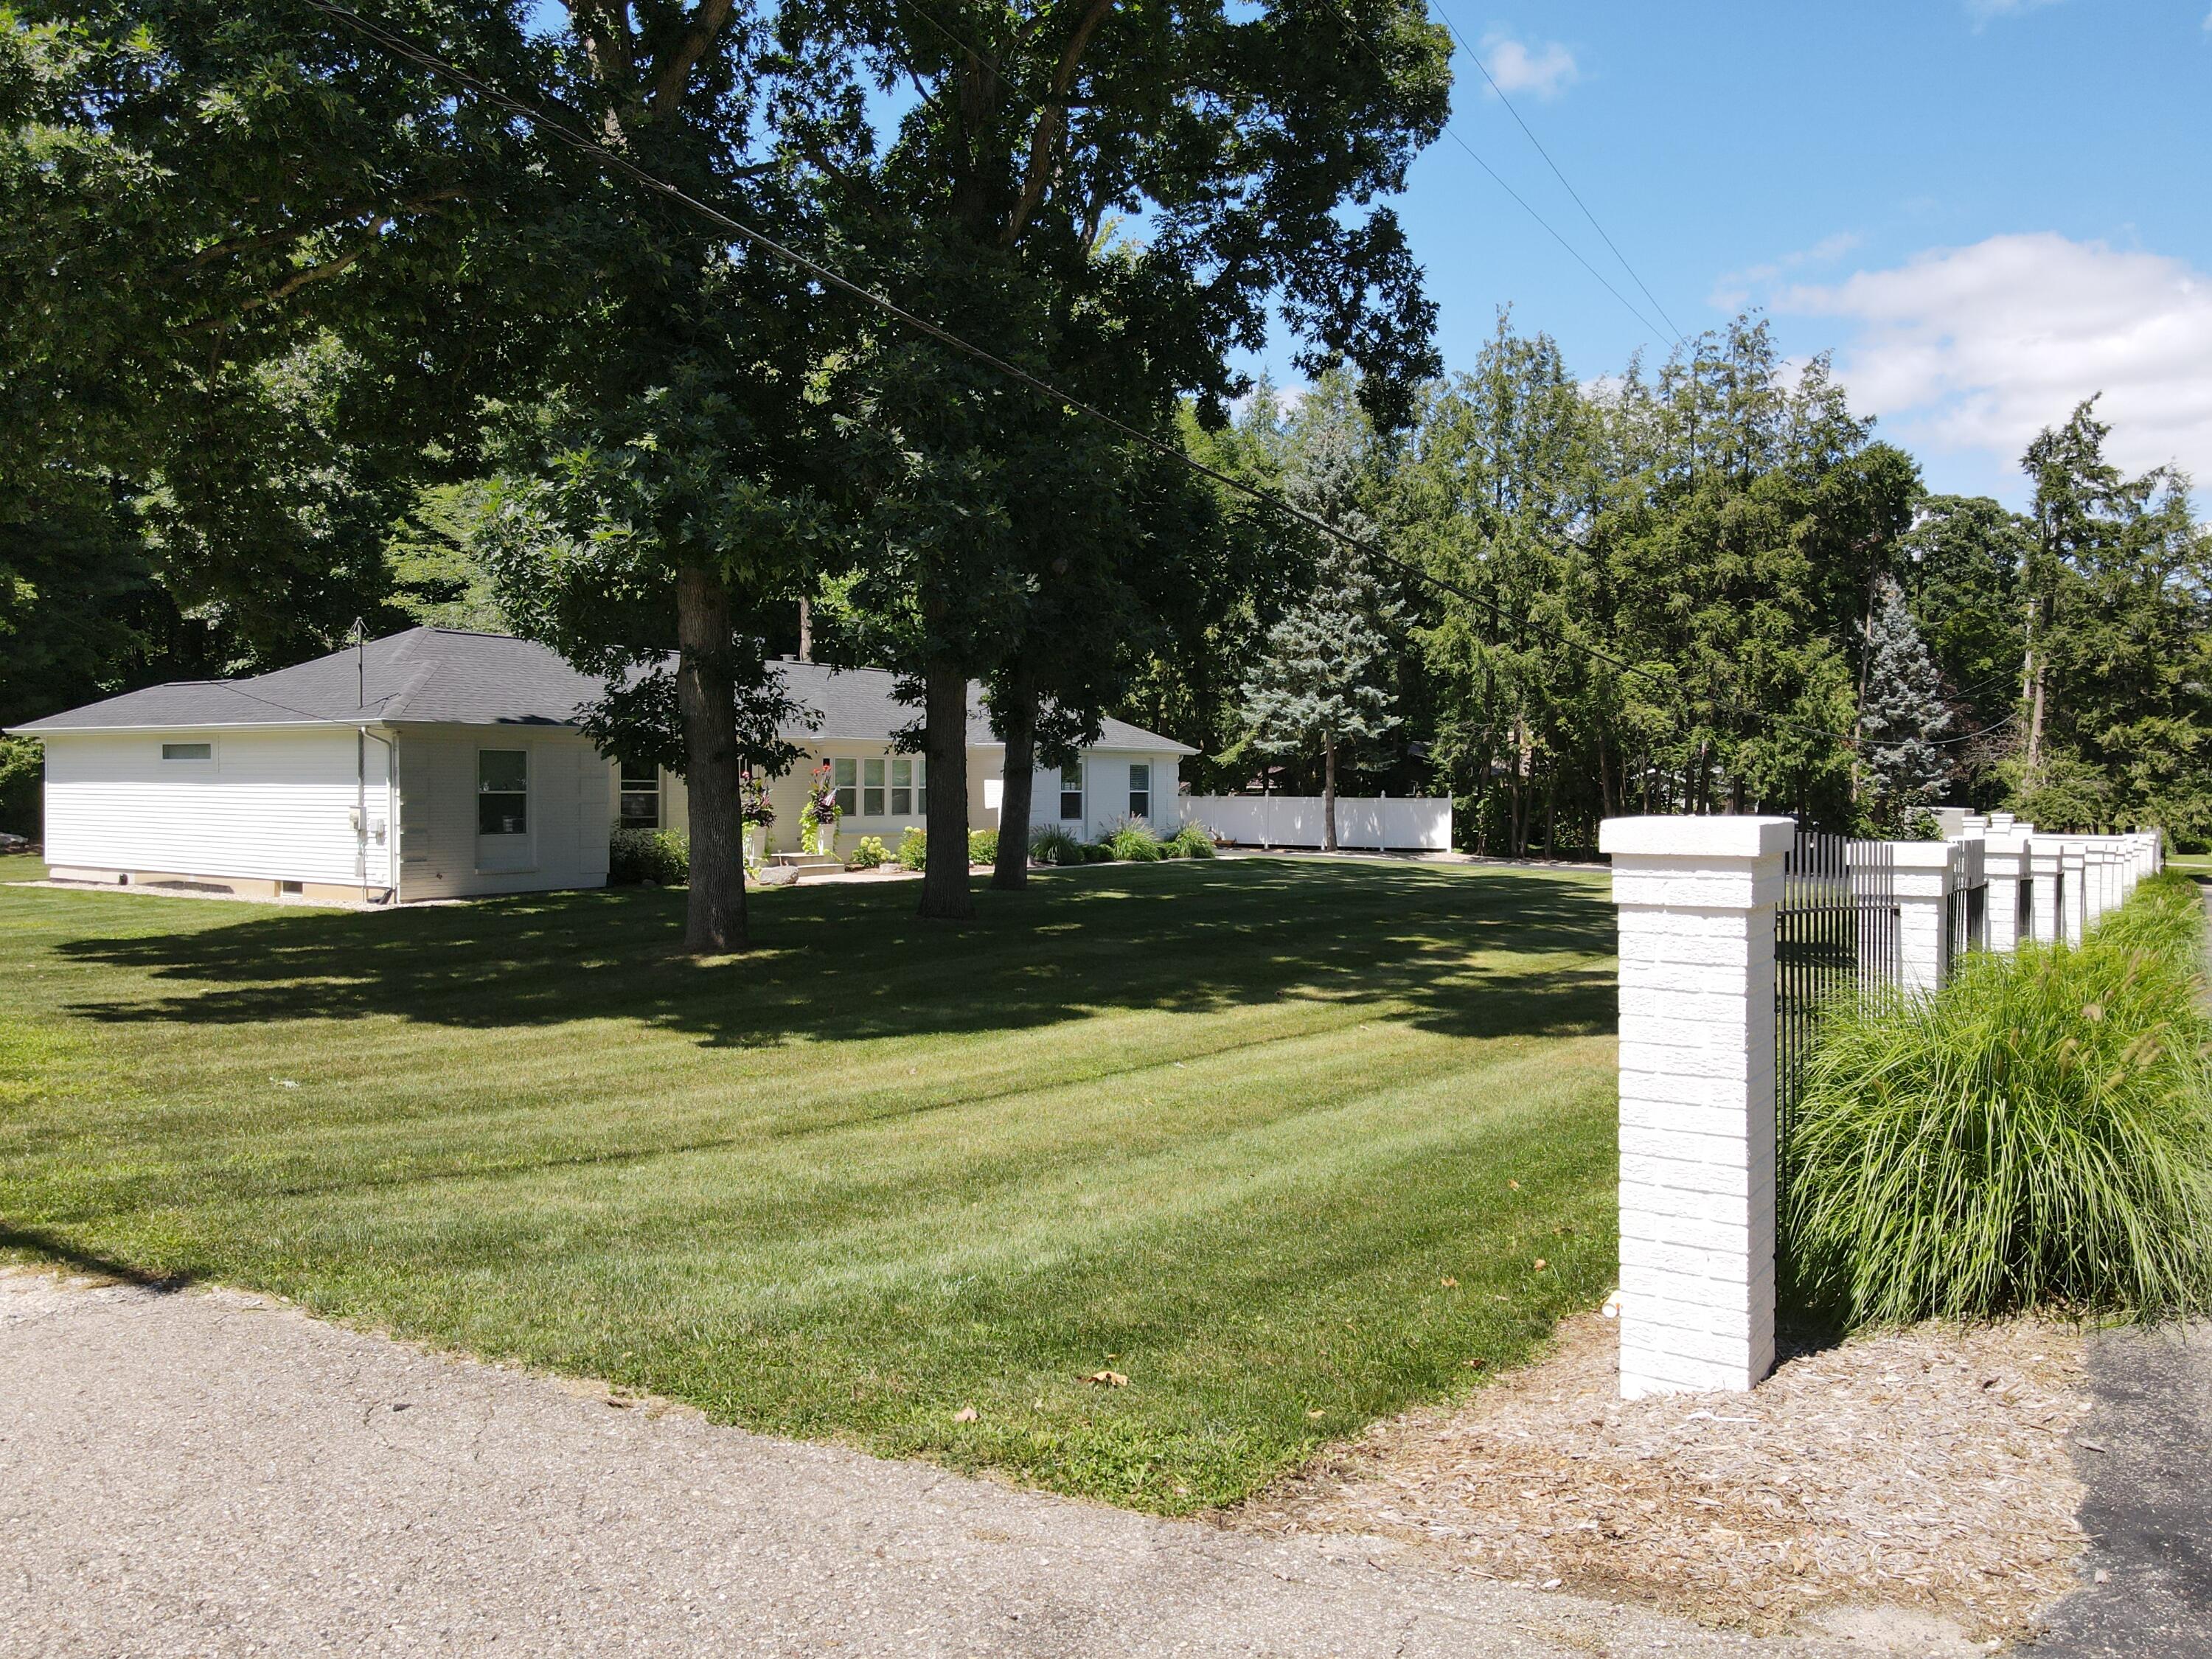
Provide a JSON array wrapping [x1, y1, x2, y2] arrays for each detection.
[[1227, 1312, 2091, 1643]]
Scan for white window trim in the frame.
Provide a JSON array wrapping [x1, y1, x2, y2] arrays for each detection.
[[824, 750, 927, 820], [159, 738, 217, 765]]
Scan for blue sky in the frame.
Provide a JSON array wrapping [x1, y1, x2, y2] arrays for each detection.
[[1247, 1, 2212, 506]]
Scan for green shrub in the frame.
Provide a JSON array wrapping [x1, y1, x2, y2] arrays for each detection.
[[610, 827, 689, 886], [0, 736, 41, 839], [1107, 821, 1164, 861], [896, 826, 928, 871], [1167, 821, 1217, 860], [1029, 824, 1085, 866], [967, 828, 999, 866], [848, 835, 890, 870], [1082, 840, 1113, 863], [1784, 872, 2212, 1327]]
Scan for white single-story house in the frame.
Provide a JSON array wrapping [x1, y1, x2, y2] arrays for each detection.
[[9, 627, 1193, 903]]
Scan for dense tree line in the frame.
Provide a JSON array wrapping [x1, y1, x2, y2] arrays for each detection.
[[1166, 316, 2212, 853]]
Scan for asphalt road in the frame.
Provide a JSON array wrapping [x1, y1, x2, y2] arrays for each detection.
[[0, 1270, 1916, 1659], [2027, 1321, 2212, 1658]]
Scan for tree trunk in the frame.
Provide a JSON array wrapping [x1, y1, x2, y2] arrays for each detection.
[[992, 662, 1037, 890], [1321, 734, 1339, 852], [918, 654, 975, 919], [676, 563, 747, 953]]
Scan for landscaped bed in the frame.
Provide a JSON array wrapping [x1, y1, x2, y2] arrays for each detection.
[[1233, 1310, 2091, 1644], [0, 853, 1615, 1511]]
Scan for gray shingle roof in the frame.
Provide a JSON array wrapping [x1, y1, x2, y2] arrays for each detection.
[[13, 628, 1195, 754]]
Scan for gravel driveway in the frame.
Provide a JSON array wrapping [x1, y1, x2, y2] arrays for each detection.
[[0, 1270, 1938, 1659]]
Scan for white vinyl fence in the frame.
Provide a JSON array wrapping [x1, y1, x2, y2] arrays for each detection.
[[1178, 795, 1452, 852]]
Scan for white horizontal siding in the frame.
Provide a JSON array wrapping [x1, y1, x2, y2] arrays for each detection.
[[396, 726, 608, 900], [43, 728, 392, 886]]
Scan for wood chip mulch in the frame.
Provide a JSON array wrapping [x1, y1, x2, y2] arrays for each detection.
[[1226, 1312, 2092, 1642]]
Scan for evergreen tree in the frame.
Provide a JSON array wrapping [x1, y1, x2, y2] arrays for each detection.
[[1237, 383, 1404, 850], [1858, 577, 1952, 828]]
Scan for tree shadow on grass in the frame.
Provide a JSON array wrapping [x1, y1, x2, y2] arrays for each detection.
[[54, 860, 1618, 1050]]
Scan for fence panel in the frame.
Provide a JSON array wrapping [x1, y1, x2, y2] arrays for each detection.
[[1776, 832, 1897, 1212], [1178, 796, 1452, 852]]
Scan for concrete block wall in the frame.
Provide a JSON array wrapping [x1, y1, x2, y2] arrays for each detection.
[[1599, 815, 1794, 1399]]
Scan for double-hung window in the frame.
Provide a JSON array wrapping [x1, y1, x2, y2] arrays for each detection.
[[891, 757, 914, 815], [618, 764, 660, 829], [478, 749, 529, 835], [862, 758, 886, 818], [832, 757, 858, 818], [1128, 762, 1150, 821], [1059, 762, 1082, 821]]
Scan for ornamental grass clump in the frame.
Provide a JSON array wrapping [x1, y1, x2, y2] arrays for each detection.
[[1028, 824, 1084, 866], [1107, 821, 1164, 861], [1784, 872, 2212, 1327]]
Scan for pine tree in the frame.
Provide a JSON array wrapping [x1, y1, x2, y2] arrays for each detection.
[[1859, 577, 1951, 829], [1237, 385, 1405, 851]]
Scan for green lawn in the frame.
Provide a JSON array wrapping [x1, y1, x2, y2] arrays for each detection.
[[0, 852, 1618, 1511]]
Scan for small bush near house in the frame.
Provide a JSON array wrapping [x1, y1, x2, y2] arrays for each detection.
[[1107, 821, 1164, 862], [1168, 822, 1217, 859], [847, 835, 890, 870], [1082, 840, 1114, 863], [1028, 824, 1084, 866], [1784, 870, 2212, 1327], [610, 828, 689, 886], [967, 828, 999, 866], [0, 735, 41, 840], [895, 827, 928, 871]]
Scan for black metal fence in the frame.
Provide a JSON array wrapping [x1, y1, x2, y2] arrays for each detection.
[[1775, 830, 1899, 1202], [1944, 837, 1988, 977]]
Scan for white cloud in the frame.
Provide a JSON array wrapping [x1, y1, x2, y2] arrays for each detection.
[[1775, 232, 2212, 489], [1710, 232, 1863, 310], [1478, 32, 1578, 99], [1965, 0, 2065, 20]]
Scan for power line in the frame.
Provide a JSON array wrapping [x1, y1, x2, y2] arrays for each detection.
[[297, 0, 1851, 754], [1315, 0, 1671, 344], [1436, 3, 1683, 344]]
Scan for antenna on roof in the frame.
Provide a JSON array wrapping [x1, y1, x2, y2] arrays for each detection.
[[352, 618, 367, 710]]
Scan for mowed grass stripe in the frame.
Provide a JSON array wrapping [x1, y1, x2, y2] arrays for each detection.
[[0, 856, 1617, 1509]]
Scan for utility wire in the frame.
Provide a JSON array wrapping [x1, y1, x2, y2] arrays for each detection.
[[299, 0, 1851, 753], [1435, 2, 1683, 344], [1314, 0, 1670, 344]]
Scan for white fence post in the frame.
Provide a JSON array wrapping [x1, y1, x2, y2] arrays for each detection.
[[1983, 825, 2029, 955], [1892, 842, 1954, 992], [2028, 838, 2062, 944], [1599, 815, 1792, 1399], [2059, 841, 2090, 942]]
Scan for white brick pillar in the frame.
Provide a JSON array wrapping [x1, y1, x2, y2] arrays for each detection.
[[2028, 838, 2062, 944], [2060, 841, 2089, 942], [1984, 828, 2028, 955], [1893, 841, 1954, 993], [1599, 815, 1792, 1399]]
